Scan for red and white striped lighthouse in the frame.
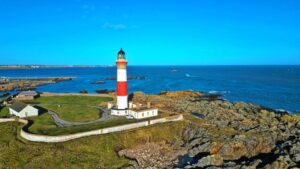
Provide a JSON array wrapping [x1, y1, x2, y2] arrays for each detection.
[[116, 48, 128, 109]]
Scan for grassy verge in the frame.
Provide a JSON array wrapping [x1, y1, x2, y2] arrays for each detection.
[[28, 116, 136, 136], [24, 96, 113, 122], [0, 121, 186, 169], [0, 107, 9, 117]]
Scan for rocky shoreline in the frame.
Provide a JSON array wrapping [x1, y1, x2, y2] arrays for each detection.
[[0, 77, 74, 92], [118, 90, 300, 168]]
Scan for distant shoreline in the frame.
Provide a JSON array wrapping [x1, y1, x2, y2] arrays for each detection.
[[0, 65, 113, 69]]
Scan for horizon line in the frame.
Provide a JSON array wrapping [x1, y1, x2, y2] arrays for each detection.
[[0, 64, 300, 67]]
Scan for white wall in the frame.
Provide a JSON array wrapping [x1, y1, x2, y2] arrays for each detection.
[[9, 106, 38, 118], [130, 109, 158, 119], [111, 109, 128, 116], [0, 115, 183, 143]]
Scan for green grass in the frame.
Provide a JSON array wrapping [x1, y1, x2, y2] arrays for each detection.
[[24, 96, 113, 122], [0, 107, 9, 117], [27, 113, 57, 135], [0, 121, 186, 169], [28, 116, 136, 136]]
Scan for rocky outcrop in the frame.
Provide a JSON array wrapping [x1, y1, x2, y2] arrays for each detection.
[[120, 90, 300, 169], [90, 81, 106, 84], [0, 77, 73, 92], [118, 143, 186, 169], [95, 89, 115, 94]]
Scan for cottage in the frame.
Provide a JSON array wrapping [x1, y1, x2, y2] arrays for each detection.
[[16, 91, 38, 100], [9, 102, 39, 118]]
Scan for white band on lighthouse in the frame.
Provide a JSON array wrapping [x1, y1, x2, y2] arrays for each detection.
[[117, 69, 127, 82], [117, 96, 128, 109]]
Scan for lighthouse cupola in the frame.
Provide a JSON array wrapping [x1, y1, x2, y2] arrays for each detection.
[[118, 48, 126, 60]]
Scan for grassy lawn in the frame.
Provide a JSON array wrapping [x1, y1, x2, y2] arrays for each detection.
[[24, 96, 113, 122], [0, 121, 186, 169], [0, 107, 9, 117], [28, 115, 136, 136]]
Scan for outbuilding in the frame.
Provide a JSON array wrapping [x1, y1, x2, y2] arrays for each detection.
[[16, 91, 39, 100], [9, 102, 39, 118]]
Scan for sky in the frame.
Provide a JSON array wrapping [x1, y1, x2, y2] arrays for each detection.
[[0, 0, 299, 65]]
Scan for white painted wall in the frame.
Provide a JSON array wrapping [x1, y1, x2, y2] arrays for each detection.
[[111, 109, 128, 116], [0, 115, 183, 143], [9, 105, 38, 118], [129, 109, 158, 119], [117, 96, 128, 109]]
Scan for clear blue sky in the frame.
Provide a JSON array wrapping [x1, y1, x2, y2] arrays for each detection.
[[0, 0, 299, 65]]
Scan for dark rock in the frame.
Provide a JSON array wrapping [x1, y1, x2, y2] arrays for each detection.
[[95, 89, 115, 94], [90, 81, 106, 84], [79, 90, 88, 94], [118, 143, 186, 169]]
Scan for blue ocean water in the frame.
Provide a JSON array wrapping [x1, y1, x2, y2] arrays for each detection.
[[0, 66, 299, 113]]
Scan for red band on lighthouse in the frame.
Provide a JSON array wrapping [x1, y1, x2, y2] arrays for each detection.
[[117, 82, 127, 96], [116, 61, 127, 64]]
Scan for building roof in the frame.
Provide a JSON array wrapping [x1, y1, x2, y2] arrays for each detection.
[[130, 108, 157, 113], [19, 91, 38, 96], [9, 102, 28, 112]]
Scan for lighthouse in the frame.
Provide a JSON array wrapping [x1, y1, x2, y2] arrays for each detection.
[[116, 48, 128, 110], [108, 49, 159, 119]]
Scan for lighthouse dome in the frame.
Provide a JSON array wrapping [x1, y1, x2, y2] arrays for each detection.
[[117, 48, 126, 59], [118, 48, 125, 55]]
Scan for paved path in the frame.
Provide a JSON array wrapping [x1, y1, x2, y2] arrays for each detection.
[[47, 106, 116, 127]]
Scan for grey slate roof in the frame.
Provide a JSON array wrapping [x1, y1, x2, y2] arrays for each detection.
[[19, 91, 38, 96], [9, 102, 28, 112]]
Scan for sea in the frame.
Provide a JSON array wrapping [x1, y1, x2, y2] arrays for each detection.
[[0, 66, 299, 114]]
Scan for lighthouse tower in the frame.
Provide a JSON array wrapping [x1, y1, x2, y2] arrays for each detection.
[[108, 49, 159, 119], [116, 48, 128, 110]]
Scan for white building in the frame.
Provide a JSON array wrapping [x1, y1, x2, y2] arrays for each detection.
[[9, 102, 39, 118], [129, 108, 158, 119], [109, 101, 158, 119]]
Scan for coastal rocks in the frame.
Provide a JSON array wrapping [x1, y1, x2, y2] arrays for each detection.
[[118, 143, 186, 169], [124, 90, 300, 168], [90, 81, 106, 84], [95, 89, 115, 94], [79, 90, 88, 94], [0, 77, 74, 92]]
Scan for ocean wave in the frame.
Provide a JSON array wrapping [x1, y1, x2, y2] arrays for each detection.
[[275, 109, 292, 114], [185, 73, 200, 78]]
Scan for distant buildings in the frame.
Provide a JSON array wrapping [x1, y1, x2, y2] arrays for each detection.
[[108, 49, 158, 119], [16, 91, 39, 100], [9, 102, 39, 118]]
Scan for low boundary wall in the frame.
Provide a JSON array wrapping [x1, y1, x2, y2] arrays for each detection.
[[0, 115, 183, 143]]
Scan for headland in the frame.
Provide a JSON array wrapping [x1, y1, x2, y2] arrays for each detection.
[[0, 90, 300, 168]]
